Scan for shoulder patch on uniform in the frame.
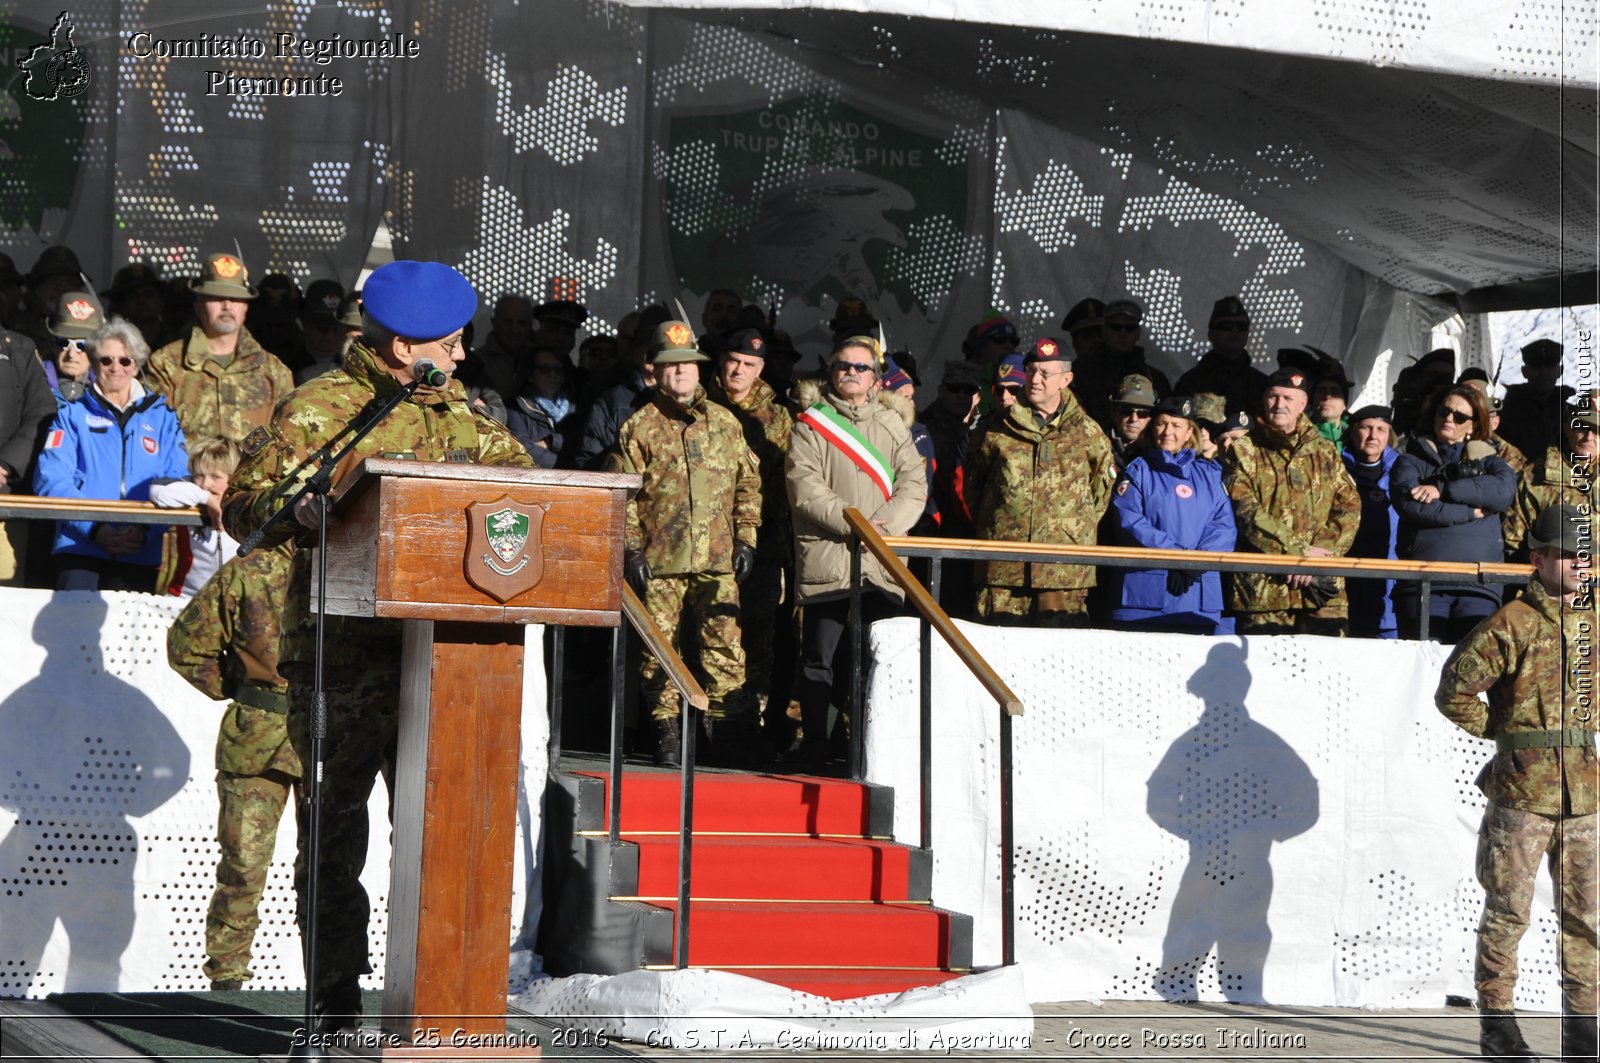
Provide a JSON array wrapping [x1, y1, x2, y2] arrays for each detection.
[[1116, 479, 1129, 495], [241, 426, 274, 457]]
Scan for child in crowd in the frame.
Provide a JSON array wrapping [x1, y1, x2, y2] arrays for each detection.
[[152, 435, 240, 597]]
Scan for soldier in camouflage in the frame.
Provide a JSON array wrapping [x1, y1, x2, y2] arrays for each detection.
[[142, 253, 294, 445], [222, 261, 532, 1032], [706, 327, 794, 738], [1436, 503, 1598, 1063], [964, 336, 1116, 626], [616, 320, 761, 767], [166, 542, 300, 991], [1503, 400, 1599, 560], [1221, 366, 1361, 635]]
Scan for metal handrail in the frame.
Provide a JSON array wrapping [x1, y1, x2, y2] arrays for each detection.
[[619, 584, 707, 970], [0, 494, 205, 526], [843, 508, 1023, 967]]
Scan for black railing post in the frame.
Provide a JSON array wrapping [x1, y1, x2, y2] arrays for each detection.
[[999, 707, 1016, 967], [676, 693, 696, 970], [607, 623, 626, 845], [849, 532, 864, 780], [1419, 579, 1432, 641], [548, 625, 565, 776], [919, 605, 932, 852]]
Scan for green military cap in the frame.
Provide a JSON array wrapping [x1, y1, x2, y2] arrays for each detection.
[[47, 290, 105, 339], [191, 252, 258, 300], [1110, 373, 1157, 408], [1191, 392, 1227, 425], [650, 319, 708, 364], [1528, 503, 1592, 554]]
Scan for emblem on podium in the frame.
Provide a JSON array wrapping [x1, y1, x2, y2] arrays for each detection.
[[465, 497, 548, 602]]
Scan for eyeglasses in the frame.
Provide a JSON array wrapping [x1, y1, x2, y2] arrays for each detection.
[[1436, 408, 1473, 425], [1213, 322, 1250, 333], [1106, 322, 1140, 334], [832, 361, 875, 375], [55, 336, 85, 349], [98, 355, 134, 367]]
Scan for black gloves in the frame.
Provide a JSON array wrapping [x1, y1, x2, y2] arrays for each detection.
[[732, 542, 755, 585], [1301, 575, 1339, 609], [1440, 458, 1486, 482], [624, 550, 651, 595], [1166, 569, 1200, 597]]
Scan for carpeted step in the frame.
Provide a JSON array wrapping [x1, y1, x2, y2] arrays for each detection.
[[725, 967, 968, 999], [624, 834, 927, 902], [645, 900, 963, 969], [574, 769, 888, 836]]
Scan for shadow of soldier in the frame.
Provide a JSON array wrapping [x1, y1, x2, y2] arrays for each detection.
[[0, 592, 189, 994], [1146, 641, 1320, 1003]]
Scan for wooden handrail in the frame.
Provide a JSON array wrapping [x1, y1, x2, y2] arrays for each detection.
[[844, 508, 1023, 717], [621, 583, 710, 711], [881, 534, 1532, 581], [0, 494, 205, 527]]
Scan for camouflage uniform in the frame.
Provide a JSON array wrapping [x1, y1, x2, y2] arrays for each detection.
[[166, 542, 300, 986], [708, 377, 792, 705], [616, 385, 760, 719], [222, 341, 531, 1005], [1436, 579, 1599, 1016], [1503, 447, 1599, 559], [963, 390, 1116, 625], [1221, 414, 1361, 635], [143, 326, 295, 444]]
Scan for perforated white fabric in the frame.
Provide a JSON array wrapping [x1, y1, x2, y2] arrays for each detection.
[[865, 618, 1565, 1010], [0, 589, 546, 998]]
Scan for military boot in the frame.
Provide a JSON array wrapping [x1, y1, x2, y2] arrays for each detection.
[[1562, 1013, 1596, 1063], [1480, 1010, 1539, 1061], [654, 716, 682, 768], [311, 979, 362, 1035]]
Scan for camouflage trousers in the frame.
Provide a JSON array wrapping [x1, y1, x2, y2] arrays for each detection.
[[977, 587, 1091, 628], [1233, 602, 1348, 637], [641, 572, 746, 720], [1475, 802, 1599, 1014], [282, 661, 400, 1000], [204, 768, 299, 984]]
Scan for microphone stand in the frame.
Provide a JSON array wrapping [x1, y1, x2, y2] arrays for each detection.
[[241, 374, 425, 1060]]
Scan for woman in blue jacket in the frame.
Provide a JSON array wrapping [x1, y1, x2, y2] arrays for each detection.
[[1388, 384, 1516, 643], [1111, 396, 1237, 634], [34, 317, 189, 591]]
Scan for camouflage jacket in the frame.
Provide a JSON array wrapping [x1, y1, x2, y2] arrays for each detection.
[[1221, 414, 1361, 613], [143, 326, 295, 444], [1503, 446, 1598, 559], [1436, 579, 1599, 814], [222, 342, 533, 667], [616, 385, 759, 575], [1489, 432, 1529, 479], [167, 542, 301, 777], [964, 391, 1116, 590], [709, 377, 793, 562]]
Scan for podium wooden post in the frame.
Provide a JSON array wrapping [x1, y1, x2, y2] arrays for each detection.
[[320, 460, 638, 1057]]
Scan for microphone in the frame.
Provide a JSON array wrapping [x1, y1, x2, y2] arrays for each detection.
[[412, 359, 448, 388]]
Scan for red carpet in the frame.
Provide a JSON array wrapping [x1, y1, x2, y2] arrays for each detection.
[[573, 769, 972, 999]]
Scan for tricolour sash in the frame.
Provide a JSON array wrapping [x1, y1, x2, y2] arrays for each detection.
[[797, 401, 895, 502]]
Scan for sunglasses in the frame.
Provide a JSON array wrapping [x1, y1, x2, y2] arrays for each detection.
[[944, 383, 980, 396], [832, 361, 875, 375], [1117, 407, 1152, 419], [98, 355, 134, 367], [55, 336, 85, 349], [1106, 322, 1140, 333], [1213, 321, 1250, 333], [1436, 408, 1473, 424]]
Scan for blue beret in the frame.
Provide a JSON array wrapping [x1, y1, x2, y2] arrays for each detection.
[[361, 261, 477, 340]]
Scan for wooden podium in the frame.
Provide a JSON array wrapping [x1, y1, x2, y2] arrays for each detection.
[[321, 460, 638, 1057]]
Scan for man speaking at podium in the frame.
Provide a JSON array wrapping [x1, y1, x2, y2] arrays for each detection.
[[223, 261, 533, 1034]]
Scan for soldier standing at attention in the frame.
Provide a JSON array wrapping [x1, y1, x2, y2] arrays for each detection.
[[143, 252, 294, 445], [1221, 366, 1361, 635], [617, 320, 762, 767], [964, 337, 1116, 627], [222, 261, 532, 1033], [1436, 503, 1597, 1063], [166, 542, 299, 992], [706, 327, 795, 740]]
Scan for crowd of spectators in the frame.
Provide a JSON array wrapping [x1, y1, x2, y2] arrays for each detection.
[[0, 245, 1586, 752]]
